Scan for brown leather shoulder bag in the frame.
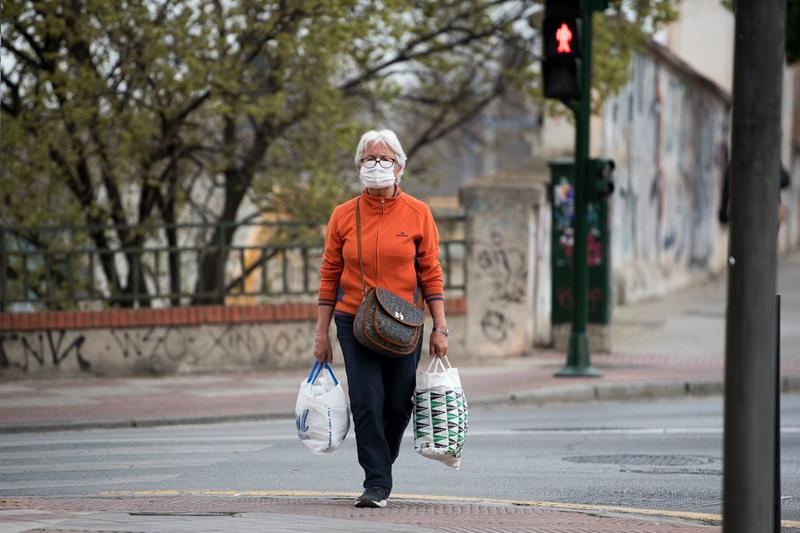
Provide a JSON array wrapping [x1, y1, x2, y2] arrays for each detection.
[[352, 198, 425, 357]]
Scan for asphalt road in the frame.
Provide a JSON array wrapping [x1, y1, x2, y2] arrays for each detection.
[[1, 396, 798, 522]]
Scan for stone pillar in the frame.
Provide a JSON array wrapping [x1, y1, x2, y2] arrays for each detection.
[[460, 183, 549, 358]]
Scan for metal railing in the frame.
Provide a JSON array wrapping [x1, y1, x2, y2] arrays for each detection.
[[0, 214, 466, 311]]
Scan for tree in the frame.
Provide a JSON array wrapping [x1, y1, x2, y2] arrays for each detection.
[[1, 0, 678, 308]]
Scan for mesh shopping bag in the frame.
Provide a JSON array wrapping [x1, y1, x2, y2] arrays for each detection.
[[413, 356, 468, 469]]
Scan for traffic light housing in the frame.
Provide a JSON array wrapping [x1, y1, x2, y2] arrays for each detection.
[[542, 0, 581, 100], [591, 158, 615, 201]]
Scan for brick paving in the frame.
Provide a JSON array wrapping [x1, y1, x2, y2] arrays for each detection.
[[0, 495, 720, 532]]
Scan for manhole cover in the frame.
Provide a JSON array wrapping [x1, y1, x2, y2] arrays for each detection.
[[563, 454, 712, 466]]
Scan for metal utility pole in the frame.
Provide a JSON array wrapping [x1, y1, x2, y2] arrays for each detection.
[[556, 0, 602, 377], [561, 0, 595, 376], [723, 0, 786, 531]]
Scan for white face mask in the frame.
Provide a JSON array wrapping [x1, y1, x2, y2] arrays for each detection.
[[359, 163, 396, 189]]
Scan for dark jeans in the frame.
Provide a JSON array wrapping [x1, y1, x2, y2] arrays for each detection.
[[334, 314, 422, 493]]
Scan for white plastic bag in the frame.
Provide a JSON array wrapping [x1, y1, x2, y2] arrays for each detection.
[[295, 361, 350, 454], [413, 356, 468, 469]]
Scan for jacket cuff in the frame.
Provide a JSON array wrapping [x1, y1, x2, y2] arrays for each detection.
[[423, 285, 445, 302], [318, 291, 337, 307]]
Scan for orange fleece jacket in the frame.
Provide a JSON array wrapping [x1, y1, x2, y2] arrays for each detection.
[[318, 189, 444, 315]]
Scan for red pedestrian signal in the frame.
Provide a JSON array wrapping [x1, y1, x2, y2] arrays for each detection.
[[542, 10, 581, 100], [556, 23, 573, 54]]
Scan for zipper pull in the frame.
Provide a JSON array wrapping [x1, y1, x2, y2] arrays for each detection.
[[381, 197, 385, 213]]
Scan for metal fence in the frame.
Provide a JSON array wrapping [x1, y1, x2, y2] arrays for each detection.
[[0, 214, 466, 311]]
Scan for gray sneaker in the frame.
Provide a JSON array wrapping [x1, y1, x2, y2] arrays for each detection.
[[354, 486, 389, 508]]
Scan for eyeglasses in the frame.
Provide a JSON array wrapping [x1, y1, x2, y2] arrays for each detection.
[[360, 157, 395, 169]]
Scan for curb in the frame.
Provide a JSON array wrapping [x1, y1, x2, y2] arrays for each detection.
[[2, 375, 799, 434], [472, 375, 800, 407], [0, 411, 291, 435]]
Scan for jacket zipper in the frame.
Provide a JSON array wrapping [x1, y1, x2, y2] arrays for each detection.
[[376, 197, 384, 287]]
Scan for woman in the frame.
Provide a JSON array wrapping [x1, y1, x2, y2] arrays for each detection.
[[314, 129, 449, 508]]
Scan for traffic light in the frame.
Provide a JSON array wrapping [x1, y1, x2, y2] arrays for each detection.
[[543, 0, 581, 100], [591, 158, 615, 201]]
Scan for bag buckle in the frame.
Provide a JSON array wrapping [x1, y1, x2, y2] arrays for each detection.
[[394, 311, 404, 320]]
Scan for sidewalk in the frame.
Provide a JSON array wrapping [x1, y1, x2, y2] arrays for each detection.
[[1, 252, 799, 433], [0, 493, 726, 532], [1, 350, 798, 433]]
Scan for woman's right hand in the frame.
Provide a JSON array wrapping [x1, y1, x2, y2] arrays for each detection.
[[313, 331, 333, 364]]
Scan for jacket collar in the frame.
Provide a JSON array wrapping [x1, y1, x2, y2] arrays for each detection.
[[359, 186, 403, 212]]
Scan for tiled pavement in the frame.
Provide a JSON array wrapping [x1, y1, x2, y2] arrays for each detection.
[[0, 495, 723, 532]]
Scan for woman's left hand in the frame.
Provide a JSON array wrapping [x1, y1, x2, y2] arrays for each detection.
[[429, 330, 448, 358]]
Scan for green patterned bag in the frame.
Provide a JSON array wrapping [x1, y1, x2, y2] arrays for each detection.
[[413, 356, 468, 469]]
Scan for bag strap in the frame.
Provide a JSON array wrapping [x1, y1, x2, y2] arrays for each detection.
[[426, 356, 448, 374], [308, 361, 340, 386], [356, 198, 367, 297], [324, 363, 340, 386], [308, 360, 322, 383]]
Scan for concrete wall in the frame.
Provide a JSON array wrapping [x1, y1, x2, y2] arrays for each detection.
[[460, 183, 551, 356], [0, 304, 466, 378], [780, 66, 800, 254], [0, 321, 320, 376], [600, 44, 732, 303], [658, 0, 735, 95]]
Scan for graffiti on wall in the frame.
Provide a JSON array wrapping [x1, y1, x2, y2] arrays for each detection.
[[0, 331, 91, 372], [0, 322, 316, 375], [475, 230, 527, 303], [472, 229, 524, 344], [466, 193, 530, 346], [603, 49, 728, 275]]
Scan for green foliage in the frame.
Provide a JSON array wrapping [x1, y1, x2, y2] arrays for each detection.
[[593, 1, 678, 111], [1, 0, 678, 306]]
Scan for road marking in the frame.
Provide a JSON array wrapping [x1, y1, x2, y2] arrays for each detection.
[[98, 489, 800, 528], [0, 444, 264, 460], [471, 428, 800, 436], [0, 459, 221, 474], [0, 475, 179, 491], [4, 427, 797, 448]]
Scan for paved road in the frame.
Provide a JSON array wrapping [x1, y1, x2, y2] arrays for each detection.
[[1, 397, 798, 524]]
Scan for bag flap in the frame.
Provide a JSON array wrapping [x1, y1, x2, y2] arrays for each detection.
[[375, 288, 425, 327]]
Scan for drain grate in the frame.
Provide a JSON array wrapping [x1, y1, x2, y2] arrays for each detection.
[[563, 454, 714, 466]]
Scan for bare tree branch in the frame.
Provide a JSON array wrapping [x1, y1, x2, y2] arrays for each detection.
[[339, 1, 519, 92]]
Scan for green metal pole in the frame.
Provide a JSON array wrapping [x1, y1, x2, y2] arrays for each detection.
[[556, 0, 601, 377]]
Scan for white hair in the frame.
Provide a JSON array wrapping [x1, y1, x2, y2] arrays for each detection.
[[354, 129, 407, 180]]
